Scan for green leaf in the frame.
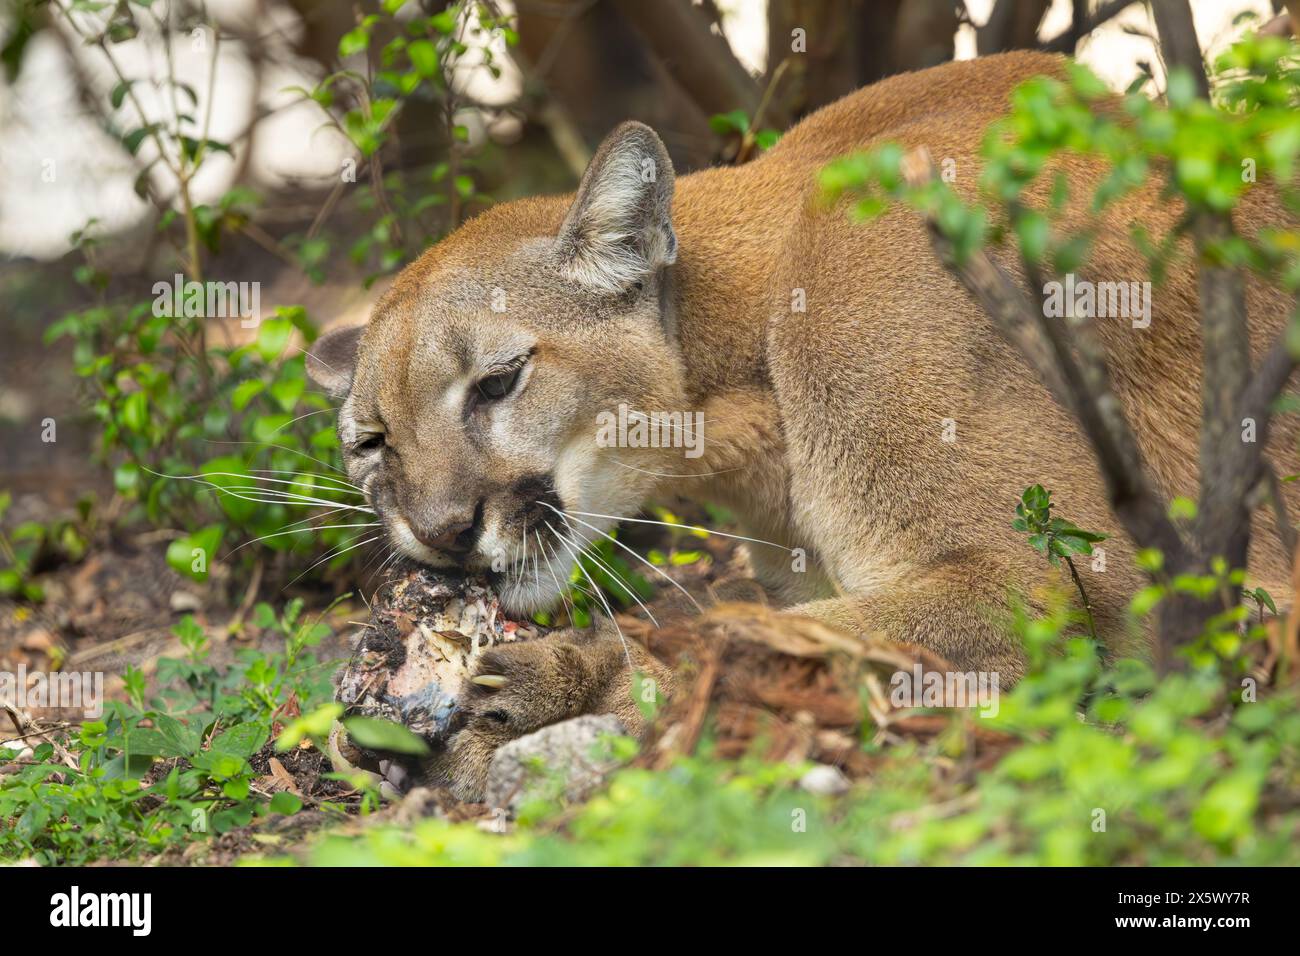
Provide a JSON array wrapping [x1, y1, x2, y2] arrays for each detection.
[[269, 376, 305, 412], [270, 791, 303, 815], [166, 524, 224, 582], [114, 461, 141, 496], [1166, 67, 1198, 109], [1015, 210, 1049, 264], [122, 728, 171, 757], [338, 26, 370, 58], [212, 722, 269, 759], [1253, 587, 1278, 615], [343, 716, 430, 756], [276, 703, 343, 751], [154, 714, 202, 757], [407, 39, 438, 79], [110, 79, 133, 110], [231, 379, 265, 411], [15, 803, 49, 842], [120, 391, 149, 433], [255, 317, 293, 362], [1192, 771, 1261, 843], [123, 124, 157, 155], [709, 109, 749, 135], [252, 414, 293, 444], [430, 9, 456, 33]]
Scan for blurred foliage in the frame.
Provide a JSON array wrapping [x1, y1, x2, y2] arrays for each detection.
[[0, 490, 95, 601]]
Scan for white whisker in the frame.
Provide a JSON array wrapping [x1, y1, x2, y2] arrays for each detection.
[[541, 503, 702, 612], [201, 438, 348, 476], [547, 520, 634, 669], [611, 459, 742, 479], [537, 530, 575, 623], [270, 408, 340, 436], [227, 522, 380, 555], [244, 468, 364, 494], [283, 533, 381, 591], [568, 508, 792, 552], [555, 513, 659, 627]]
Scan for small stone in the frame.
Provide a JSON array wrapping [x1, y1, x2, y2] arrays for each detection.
[[799, 764, 850, 796], [485, 714, 627, 817], [20, 630, 55, 652], [170, 590, 202, 612]]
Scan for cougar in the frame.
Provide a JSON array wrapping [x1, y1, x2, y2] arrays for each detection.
[[307, 51, 1296, 800]]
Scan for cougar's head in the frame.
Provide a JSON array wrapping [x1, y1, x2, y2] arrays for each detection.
[[307, 123, 690, 615]]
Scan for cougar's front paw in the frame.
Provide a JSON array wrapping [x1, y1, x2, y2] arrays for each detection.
[[440, 633, 628, 802]]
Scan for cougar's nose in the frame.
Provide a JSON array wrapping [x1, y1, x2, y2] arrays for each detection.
[[413, 520, 472, 553], [410, 500, 484, 561]]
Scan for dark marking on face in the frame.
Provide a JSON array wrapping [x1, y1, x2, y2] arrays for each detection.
[[510, 473, 565, 534]]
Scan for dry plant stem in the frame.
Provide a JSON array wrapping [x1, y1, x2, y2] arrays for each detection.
[[2, 704, 79, 770], [226, 558, 265, 636], [734, 59, 791, 166], [1063, 555, 1100, 645]]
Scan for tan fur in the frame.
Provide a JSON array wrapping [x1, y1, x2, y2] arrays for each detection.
[[309, 52, 1297, 800]]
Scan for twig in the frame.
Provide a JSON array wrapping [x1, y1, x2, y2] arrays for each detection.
[[1, 704, 79, 770], [734, 59, 791, 165]]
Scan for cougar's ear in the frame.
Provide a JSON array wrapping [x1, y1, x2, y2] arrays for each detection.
[[555, 121, 677, 294], [306, 324, 364, 399]]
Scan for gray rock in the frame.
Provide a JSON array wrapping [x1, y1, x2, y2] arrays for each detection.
[[485, 714, 627, 817], [799, 764, 850, 796]]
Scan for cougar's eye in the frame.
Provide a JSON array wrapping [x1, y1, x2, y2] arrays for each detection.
[[353, 433, 385, 454], [476, 366, 522, 401]]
